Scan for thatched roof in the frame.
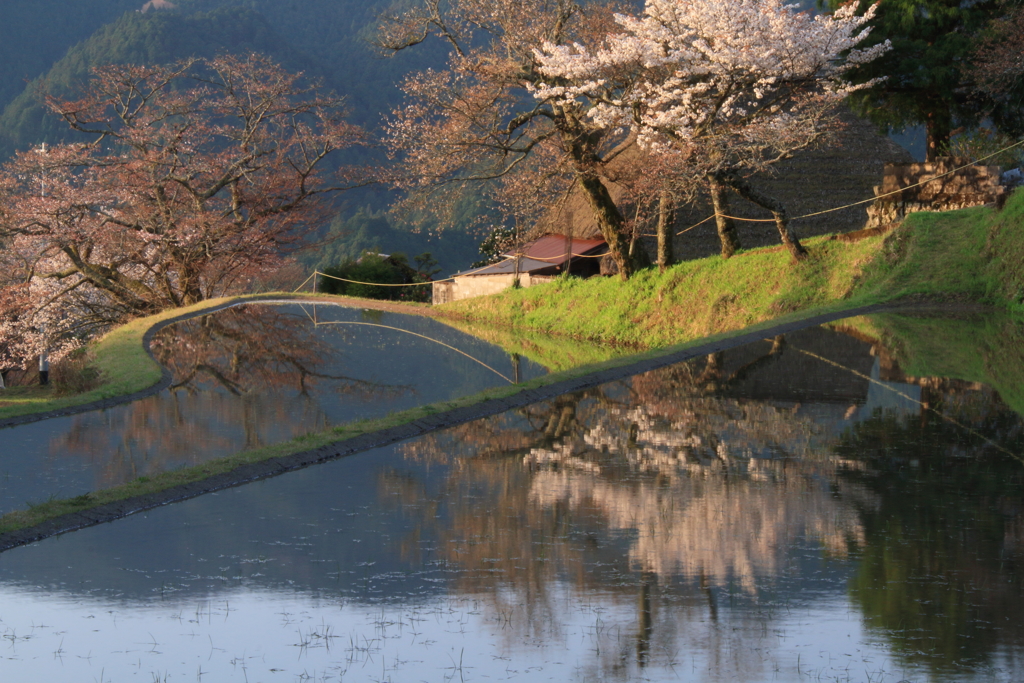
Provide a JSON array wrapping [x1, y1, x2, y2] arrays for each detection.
[[536, 109, 913, 261]]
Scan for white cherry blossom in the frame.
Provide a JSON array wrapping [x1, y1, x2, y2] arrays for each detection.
[[529, 0, 889, 260], [533, 0, 887, 152]]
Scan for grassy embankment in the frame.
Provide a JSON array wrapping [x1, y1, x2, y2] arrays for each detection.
[[1, 191, 1022, 536], [6, 190, 1022, 421], [437, 191, 1024, 346]]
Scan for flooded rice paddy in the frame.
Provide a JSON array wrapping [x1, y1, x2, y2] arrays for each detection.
[[0, 307, 1022, 682], [0, 303, 546, 514]]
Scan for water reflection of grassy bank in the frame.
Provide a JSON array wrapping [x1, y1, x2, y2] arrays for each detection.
[[841, 311, 1024, 417], [836, 400, 1024, 672], [438, 317, 632, 372], [824, 311, 1024, 672]]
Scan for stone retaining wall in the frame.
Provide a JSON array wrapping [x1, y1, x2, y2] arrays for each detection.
[[865, 157, 1006, 229], [433, 273, 557, 304]]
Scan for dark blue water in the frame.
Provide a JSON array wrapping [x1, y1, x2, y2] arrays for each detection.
[[0, 302, 546, 513], [0, 314, 1020, 682]]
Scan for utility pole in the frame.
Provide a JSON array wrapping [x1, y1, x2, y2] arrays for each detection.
[[39, 349, 49, 386], [39, 143, 49, 387], [564, 211, 574, 276], [512, 219, 522, 288]]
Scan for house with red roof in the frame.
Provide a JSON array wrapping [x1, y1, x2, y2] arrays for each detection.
[[432, 234, 608, 304]]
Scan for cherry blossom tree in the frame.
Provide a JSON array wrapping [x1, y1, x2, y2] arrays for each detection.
[[532, 0, 890, 259], [379, 0, 655, 279], [0, 54, 366, 369]]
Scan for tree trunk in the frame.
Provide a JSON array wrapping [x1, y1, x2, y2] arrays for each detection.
[[577, 173, 636, 280], [699, 352, 723, 384], [61, 246, 158, 313], [709, 175, 741, 259], [559, 110, 640, 279], [656, 190, 675, 272], [721, 171, 808, 261], [925, 110, 952, 162], [629, 233, 653, 270]]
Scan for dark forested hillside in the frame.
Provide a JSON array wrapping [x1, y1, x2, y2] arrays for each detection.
[[0, 0, 444, 152], [0, 7, 330, 155], [0, 0, 142, 110], [0, 0, 481, 273]]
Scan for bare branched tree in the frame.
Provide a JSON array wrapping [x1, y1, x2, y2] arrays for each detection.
[[379, 0, 655, 279], [0, 54, 369, 367]]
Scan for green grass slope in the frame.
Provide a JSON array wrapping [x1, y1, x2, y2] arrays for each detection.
[[437, 234, 883, 348], [438, 190, 1024, 347], [854, 194, 1024, 309]]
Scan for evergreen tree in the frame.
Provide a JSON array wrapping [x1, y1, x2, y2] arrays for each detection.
[[839, 0, 1016, 161]]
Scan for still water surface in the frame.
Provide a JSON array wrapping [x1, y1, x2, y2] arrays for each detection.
[[0, 313, 1021, 682], [0, 303, 545, 513]]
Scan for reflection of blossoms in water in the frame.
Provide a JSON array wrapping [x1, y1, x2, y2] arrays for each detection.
[[525, 401, 878, 592], [392, 323, 1024, 679], [44, 304, 412, 489], [526, 443, 603, 473]]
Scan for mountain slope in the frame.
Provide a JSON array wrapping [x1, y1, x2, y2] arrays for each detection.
[[0, 0, 143, 110], [0, 6, 331, 154]]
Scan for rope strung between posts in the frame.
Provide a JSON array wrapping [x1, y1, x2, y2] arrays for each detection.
[[292, 250, 607, 293], [292, 271, 317, 293], [669, 137, 1024, 234], [521, 250, 609, 261], [296, 304, 514, 383], [292, 259, 515, 293], [293, 138, 1024, 289]]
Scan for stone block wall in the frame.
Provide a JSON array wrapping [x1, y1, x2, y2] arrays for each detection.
[[865, 157, 1006, 229], [432, 273, 557, 304]]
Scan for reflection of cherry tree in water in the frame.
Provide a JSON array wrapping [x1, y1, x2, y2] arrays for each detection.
[[524, 350, 875, 589], [48, 305, 412, 488], [151, 305, 411, 399], [390, 341, 883, 677]]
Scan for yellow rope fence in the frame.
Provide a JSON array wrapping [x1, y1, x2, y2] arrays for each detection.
[[293, 260, 511, 293]]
